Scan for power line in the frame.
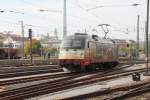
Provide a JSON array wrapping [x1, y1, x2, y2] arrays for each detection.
[[0, 19, 54, 31], [86, 4, 141, 11], [76, 3, 102, 23], [76, 3, 128, 31], [22, 0, 62, 13], [76, 1, 140, 35]]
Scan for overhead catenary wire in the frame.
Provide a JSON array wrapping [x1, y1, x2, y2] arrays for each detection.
[[21, 0, 131, 35], [22, 0, 62, 13], [0, 0, 143, 39], [86, 4, 141, 11], [75, 0, 140, 35]]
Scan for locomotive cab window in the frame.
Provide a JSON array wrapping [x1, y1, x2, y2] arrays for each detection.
[[87, 41, 90, 48], [60, 36, 86, 49]]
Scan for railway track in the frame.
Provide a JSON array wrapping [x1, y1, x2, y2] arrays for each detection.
[[0, 59, 56, 66], [54, 70, 150, 100], [83, 76, 150, 100], [0, 65, 62, 78], [76, 77, 150, 100], [0, 71, 108, 100], [0, 69, 62, 78], [0, 64, 129, 86], [0, 72, 73, 86], [109, 80, 150, 100], [0, 64, 128, 85], [0, 65, 59, 70], [0, 64, 145, 100]]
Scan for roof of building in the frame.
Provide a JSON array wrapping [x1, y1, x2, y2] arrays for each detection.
[[0, 33, 28, 42]]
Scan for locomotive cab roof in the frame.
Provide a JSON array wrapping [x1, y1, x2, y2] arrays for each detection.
[[74, 33, 88, 35], [63, 33, 115, 44]]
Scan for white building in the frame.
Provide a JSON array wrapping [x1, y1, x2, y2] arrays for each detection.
[[0, 33, 22, 49], [41, 35, 61, 49]]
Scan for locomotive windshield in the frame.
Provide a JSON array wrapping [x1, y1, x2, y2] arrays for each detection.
[[61, 36, 86, 49]]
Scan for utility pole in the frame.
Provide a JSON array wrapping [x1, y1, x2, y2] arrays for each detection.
[[145, 0, 149, 74], [28, 29, 33, 64], [63, 0, 67, 38], [21, 20, 24, 59], [54, 28, 58, 40], [137, 15, 140, 58]]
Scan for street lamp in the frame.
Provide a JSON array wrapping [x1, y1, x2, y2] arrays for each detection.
[[39, 9, 62, 13], [87, 3, 140, 39], [131, 3, 140, 6], [39, 2, 67, 38], [0, 10, 24, 14]]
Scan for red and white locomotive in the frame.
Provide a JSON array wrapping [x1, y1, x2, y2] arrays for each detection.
[[59, 33, 118, 72]]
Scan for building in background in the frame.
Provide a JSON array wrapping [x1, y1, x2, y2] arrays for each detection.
[[41, 35, 61, 49], [0, 32, 21, 58], [40, 33, 61, 57], [0, 32, 29, 59]]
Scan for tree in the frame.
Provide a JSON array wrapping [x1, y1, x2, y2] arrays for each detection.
[[50, 48, 57, 56], [24, 39, 42, 56], [32, 40, 42, 54]]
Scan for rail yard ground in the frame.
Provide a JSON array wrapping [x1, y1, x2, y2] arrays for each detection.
[[0, 62, 148, 100], [0, 0, 150, 99], [25, 63, 150, 100], [0, 60, 150, 100]]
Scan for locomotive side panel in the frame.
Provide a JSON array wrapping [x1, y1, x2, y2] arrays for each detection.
[[86, 40, 117, 63], [84, 41, 96, 59]]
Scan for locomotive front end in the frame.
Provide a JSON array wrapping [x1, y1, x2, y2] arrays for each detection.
[[59, 34, 86, 72]]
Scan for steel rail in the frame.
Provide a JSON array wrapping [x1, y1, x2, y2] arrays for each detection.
[[65, 75, 150, 100], [0, 65, 143, 100], [0, 64, 128, 85]]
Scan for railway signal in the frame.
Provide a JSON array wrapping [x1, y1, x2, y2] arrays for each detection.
[[28, 29, 33, 64]]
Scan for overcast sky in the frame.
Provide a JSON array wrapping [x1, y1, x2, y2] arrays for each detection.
[[0, 0, 147, 40]]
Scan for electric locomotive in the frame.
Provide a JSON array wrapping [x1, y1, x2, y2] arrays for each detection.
[[59, 33, 118, 72]]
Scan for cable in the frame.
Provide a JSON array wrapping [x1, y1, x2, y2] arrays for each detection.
[[76, 2, 129, 34], [76, 3, 102, 23], [21, 0, 100, 33], [22, 0, 62, 13], [86, 4, 141, 11], [76, 0, 138, 35]]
